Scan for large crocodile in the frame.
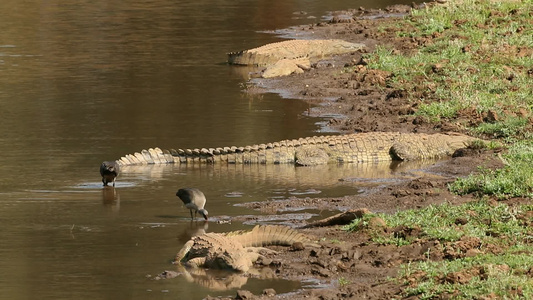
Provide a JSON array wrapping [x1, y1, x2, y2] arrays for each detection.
[[116, 132, 478, 167], [228, 39, 365, 78], [174, 225, 318, 272]]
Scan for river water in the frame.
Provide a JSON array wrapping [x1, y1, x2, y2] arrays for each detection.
[[1, 0, 416, 299]]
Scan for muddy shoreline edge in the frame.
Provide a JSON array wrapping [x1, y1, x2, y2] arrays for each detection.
[[201, 1, 531, 299]]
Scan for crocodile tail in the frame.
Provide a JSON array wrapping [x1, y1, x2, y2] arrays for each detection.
[[229, 225, 314, 247], [117, 147, 176, 166]]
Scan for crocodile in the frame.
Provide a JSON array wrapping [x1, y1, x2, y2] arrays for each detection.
[[227, 39, 365, 78], [174, 225, 319, 272], [115, 132, 478, 167]]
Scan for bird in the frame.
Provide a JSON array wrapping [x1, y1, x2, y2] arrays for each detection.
[[100, 161, 120, 187], [176, 188, 208, 221]]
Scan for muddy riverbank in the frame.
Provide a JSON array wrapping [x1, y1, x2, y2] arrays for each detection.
[[192, 2, 531, 299]]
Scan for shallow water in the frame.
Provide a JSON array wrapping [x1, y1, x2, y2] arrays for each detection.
[[1, 0, 416, 298]]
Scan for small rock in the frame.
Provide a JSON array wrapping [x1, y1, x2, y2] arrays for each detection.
[[431, 63, 443, 73], [316, 258, 329, 268], [412, 115, 426, 125], [346, 249, 362, 260], [483, 110, 499, 123], [329, 16, 354, 24], [262, 288, 276, 296], [336, 260, 349, 271], [465, 249, 482, 257], [354, 57, 367, 66], [392, 189, 411, 197], [291, 242, 305, 251], [236, 290, 254, 300], [329, 247, 341, 255], [257, 256, 273, 266], [454, 217, 468, 225], [153, 270, 179, 280], [310, 249, 320, 257], [367, 216, 387, 230], [311, 265, 331, 277], [517, 108, 528, 118]]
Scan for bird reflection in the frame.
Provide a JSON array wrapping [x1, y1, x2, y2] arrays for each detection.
[[102, 186, 120, 211], [177, 221, 209, 244]]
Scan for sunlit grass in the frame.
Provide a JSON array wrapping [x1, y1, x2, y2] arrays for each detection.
[[344, 200, 531, 244], [399, 251, 533, 299], [450, 140, 533, 198], [360, 0, 532, 138], [341, 1, 533, 298], [343, 199, 533, 299]]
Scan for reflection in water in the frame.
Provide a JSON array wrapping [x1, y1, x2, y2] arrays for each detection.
[[102, 186, 120, 211], [176, 264, 278, 291], [177, 221, 209, 244], [120, 159, 442, 188]]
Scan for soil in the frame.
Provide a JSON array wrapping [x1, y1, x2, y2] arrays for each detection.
[[196, 4, 523, 300]]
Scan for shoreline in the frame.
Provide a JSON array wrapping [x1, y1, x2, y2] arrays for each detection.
[[203, 1, 532, 298]]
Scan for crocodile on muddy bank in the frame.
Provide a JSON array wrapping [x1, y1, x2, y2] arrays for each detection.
[[174, 225, 319, 272], [227, 39, 365, 78], [115, 132, 479, 167]]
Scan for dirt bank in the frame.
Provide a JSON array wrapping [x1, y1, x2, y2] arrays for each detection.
[[200, 3, 527, 299]]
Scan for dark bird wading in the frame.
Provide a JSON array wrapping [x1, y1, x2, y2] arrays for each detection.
[[176, 188, 209, 221], [100, 161, 120, 187]]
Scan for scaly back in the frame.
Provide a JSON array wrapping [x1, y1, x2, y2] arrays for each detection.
[[225, 225, 316, 247]]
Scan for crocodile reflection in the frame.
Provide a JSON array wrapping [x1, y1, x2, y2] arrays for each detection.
[[176, 264, 277, 291], [118, 159, 442, 188]]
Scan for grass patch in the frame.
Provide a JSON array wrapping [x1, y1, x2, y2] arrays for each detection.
[[449, 140, 533, 198], [473, 117, 530, 139], [361, 0, 532, 138], [338, 277, 351, 287], [400, 251, 533, 299], [342, 1, 533, 298], [344, 200, 532, 245], [344, 199, 533, 299]]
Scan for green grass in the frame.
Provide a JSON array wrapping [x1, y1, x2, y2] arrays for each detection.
[[473, 117, 530, 139], [449, 140, 533, 199], [344, 200, 532, 245], [338, 277, 351, 287], [359, 0, 533, 138], [340, 1, 533, 298], [343, 199, 533, 299], [400, 251, 533, 299]]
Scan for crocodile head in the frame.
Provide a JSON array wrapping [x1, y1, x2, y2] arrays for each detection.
[[209, 249, 253, 272]]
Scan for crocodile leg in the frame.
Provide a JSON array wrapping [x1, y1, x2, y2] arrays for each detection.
[[184, 257, 208, 268], [246, 247, 278, 255], [175, 240, 195, 263]]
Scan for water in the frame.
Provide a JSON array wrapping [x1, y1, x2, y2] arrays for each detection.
[[1, 0, 415, 299]]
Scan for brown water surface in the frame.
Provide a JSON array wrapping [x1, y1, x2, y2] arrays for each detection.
[[1, 0, 414, 298]]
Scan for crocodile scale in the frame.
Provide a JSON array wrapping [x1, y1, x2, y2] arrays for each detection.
[[227, 39, 365, 66], [116, 132, 478, 167], [175, 225, 318, 272]]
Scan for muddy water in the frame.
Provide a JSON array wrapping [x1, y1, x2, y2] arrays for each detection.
[[1, 0, 415, 299]]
